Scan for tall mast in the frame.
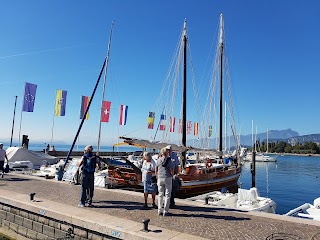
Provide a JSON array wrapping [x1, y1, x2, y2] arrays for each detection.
[[182, 19, 187, 167], [97, 21, 115, 155], [219, 14, 224, 159]]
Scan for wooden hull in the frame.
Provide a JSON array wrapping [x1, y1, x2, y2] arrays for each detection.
[[177, 166, 241, 198], [105, 164, 242, 198]]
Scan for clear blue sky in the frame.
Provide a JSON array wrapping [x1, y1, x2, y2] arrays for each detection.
[[1, 0, 319, 146]]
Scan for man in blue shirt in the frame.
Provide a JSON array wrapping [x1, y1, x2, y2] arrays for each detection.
[[166, 145, 181, 208]]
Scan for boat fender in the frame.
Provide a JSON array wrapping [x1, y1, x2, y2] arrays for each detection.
[[206, 159, 212, 168]]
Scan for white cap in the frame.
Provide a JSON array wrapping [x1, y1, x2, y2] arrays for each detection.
[[84, 145, 93, 151], [0, 143, 3, 146], [166, 145, 172, 150]]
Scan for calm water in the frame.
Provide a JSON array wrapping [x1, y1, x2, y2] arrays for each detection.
[[3, 142, 320, 215], [239, 155, 320, 214]]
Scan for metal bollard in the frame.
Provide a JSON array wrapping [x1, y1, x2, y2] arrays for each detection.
[[205, 196, 210, 205], [142, 219, 150, 232], [30, 193, 36, 201]]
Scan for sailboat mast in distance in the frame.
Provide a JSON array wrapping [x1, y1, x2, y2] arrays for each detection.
[[182, 18, 187, 167], [219, 13, 224, 158]]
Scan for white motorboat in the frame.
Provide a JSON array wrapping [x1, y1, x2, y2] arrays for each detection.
[[244, 152, 278, 162], [187, 187, 276, 213], [285, 197, 320, 221]]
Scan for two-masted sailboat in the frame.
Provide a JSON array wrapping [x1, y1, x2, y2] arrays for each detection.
[[116, 14, 242, 197]]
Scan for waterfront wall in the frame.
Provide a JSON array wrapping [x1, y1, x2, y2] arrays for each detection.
[[0, 189, 151, 240], [0, 202, 118, 240]]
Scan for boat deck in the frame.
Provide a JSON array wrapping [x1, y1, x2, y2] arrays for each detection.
[[1, 172, 320, 240]]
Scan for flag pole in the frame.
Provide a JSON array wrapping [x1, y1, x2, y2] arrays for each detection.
[[64, 32, 112, 168], [50, 90, 57, 146], [97, 21, 114, 155], [10, 96, 18, 147], [18, 82, 26, 147]]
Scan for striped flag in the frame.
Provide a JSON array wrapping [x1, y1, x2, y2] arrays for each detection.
[[101, 101, 111, 122], [119, 105, 128, 125], [209, 125, 213, 137], [170, 117, 175, 132], [194, 122, 199, 136], [160, 114, 166, 130], [187, 121, 192, 134], [54, 90, 67, 116], [22, 82, 37, 112], [80, 96, 90, 120], [148, 112, 155, 129], [178, 119, 182, 133]]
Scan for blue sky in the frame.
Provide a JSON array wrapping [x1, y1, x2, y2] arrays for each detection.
[[1, 0, 319, 146]]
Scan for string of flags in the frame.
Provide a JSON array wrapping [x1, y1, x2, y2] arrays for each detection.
[[145, 112, 207, 136], [21, 82, 214, 133], [21, 82, 129, 126]]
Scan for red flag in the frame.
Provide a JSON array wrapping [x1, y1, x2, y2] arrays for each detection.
[[101, 101, 111, 122], [170, 117, 175, 132], [187, 121, 192, 134], [194, 122, 199, 136]]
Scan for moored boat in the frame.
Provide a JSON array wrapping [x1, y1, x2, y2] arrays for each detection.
[[285, 197, 320, 221], [187, 187, 276, 213]]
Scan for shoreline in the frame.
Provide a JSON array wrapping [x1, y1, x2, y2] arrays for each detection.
[[268, 152, 320, 157]]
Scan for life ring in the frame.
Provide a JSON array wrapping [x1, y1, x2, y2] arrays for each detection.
[[206, 159, 212, 168]]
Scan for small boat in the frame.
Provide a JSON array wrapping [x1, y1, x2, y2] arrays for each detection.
[[187, 187, 276, 213], [244, 152, 278, 162], [9, 160, 33, 170], [285, 197, 320, 221]]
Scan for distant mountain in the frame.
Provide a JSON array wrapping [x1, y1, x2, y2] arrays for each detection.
[[269, 134, 320, 145], [186, 128, 301, 148], [241, 128, 300, 146]]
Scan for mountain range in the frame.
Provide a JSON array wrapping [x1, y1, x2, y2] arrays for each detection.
[[187, 129, 320, 148]]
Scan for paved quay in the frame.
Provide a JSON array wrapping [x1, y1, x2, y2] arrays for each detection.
[[1, 172, 320, 240]]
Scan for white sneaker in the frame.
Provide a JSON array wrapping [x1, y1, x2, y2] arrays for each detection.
[[78, 204, 85, 208]]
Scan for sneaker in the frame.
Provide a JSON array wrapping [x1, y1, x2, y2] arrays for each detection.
[[152, 203, 157, 209], [158, 211, 163, 216], [78, 204, 85, 208], [87, 203, 93, 207]]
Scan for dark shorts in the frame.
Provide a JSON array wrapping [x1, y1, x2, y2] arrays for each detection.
[[0, 161, 4, 171]]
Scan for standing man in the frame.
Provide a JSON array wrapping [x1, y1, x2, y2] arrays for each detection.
[[166, 145, 180, 208], [0, 143, 9, 178], [77, 145, 99, 207]]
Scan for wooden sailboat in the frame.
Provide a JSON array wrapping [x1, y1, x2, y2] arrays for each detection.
[[117, 14, 242, 197]]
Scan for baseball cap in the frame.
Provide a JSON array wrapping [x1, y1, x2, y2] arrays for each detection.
[[166, 145, 172, 150], [0, 143, 3, 146]]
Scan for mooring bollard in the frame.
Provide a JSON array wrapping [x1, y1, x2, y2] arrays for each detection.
[[142, 219, 150, 232], [30, 193, 36, 201], [205, 196, 209, 205]]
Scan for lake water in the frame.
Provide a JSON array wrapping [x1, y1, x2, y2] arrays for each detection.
[[239, 155, 320, 214], [3, 142, 320, 215]]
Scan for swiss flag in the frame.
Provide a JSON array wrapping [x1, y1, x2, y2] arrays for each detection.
[[101, 101, 111, 122]]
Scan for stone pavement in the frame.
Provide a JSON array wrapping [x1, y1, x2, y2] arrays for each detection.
[[1, 172, 320, 240]]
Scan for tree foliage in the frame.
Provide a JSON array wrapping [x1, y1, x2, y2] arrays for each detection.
[[252, 141, 320, 154]]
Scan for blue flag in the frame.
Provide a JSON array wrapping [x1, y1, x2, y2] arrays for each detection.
[[22, 82, 37, 112]]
